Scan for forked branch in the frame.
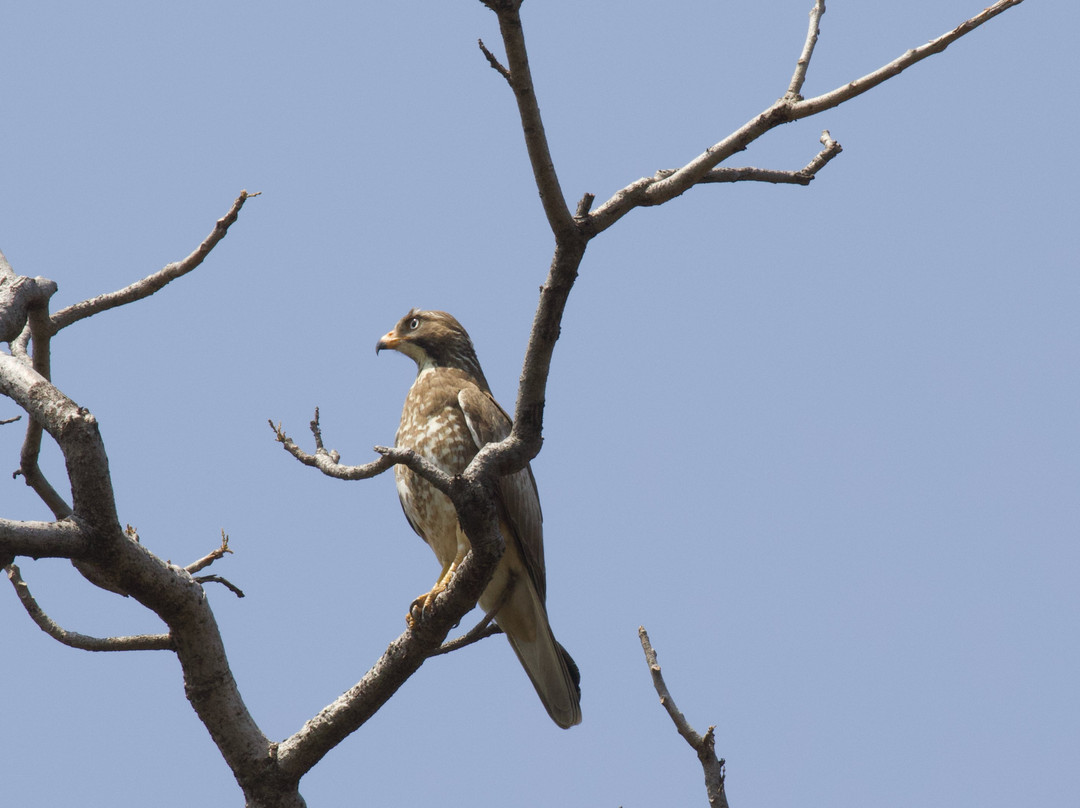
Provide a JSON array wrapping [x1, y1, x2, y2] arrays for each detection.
[[466, 0, 1025, 494], [587, 0, 1025, 233], [271, 409, 454, 494]]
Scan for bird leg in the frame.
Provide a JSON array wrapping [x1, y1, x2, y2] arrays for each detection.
[[407, 540, 469, 629]]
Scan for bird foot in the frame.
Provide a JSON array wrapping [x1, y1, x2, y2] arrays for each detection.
[[405, 584, 446, 629]]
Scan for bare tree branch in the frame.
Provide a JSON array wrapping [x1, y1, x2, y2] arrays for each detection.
[[186, 530, 233, 574], [49, 191, 256, 332], [484, 2, 574, 240], [0, 198, 299, 805], [469, 0, 1027, 485], [478, 38, 511, 82], [14, 278, 72, 519], [0, 517, 89, 559], [275, 508, 506, 782], [0, 248, 57, 343], [193, 574, 246, 599], [639, 627, 728, 808], [16, 413, 73, 520], [655, 130, 843, 189], [427, 572, 515, 658], [272, 411, 454, 494], [0, 2, 1028, 803], [0, 354, 117, 529], [6, 564, 173, 651], [793, 0, 1025, 117], [787, 0, 827, 99], [587, 0, 1025, 234]]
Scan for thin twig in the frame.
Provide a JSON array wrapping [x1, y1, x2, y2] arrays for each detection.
[[6, 564, 172, 651], [793, 0, 1025, 115], [427, 572, 515, 657], [186, 529, 233, 574], [787, 0, 826, 99], [50, 191, 257, 332], [639, 627, 728, 808], [272, 411, 454, 494], [193, 574, 246, 599], [587, 0, 1025, 234], [659, 129, 843, 187], [1, 414, 21, 426], [478, 38, 511, 82]]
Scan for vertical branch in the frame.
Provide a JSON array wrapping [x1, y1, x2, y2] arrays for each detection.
[[487, 3, 575, 240], [20, 293, 73, 519], [787, 0, 826, 99]]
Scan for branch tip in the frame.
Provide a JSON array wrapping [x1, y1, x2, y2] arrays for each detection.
[[478, 38, 512, 82]]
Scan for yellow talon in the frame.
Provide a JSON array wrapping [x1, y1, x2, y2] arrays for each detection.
[[405, 546, 467, 628]]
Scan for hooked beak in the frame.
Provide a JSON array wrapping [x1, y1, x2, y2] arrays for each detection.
[[375, 331, 400, 355]]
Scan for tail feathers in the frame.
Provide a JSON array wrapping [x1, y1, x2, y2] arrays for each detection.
[[497, 585, 582, 729]]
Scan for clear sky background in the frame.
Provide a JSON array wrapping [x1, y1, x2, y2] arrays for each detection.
[[1, 2, 1076, 806]]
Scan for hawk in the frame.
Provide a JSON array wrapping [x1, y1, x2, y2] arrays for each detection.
[[376, 309, 582, 729]]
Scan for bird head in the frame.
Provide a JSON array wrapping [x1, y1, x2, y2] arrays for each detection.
[[376, 309, 489, 388]]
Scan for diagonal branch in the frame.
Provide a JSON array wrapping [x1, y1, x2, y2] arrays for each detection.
[[640, 627, 728, 808], [186, 529, 233, 574], [654, 130, 843, 189], [6, 564, 173, 651], [426, 570, 514, 658], [587, 0, 1026, 235], [478, 38, 511, 83], [793, 0, 1025, 117], [49, 191, 256, 332], [274, 503, 506, 782]]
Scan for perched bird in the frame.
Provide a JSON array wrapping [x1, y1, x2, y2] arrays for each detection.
[[376, 309, 581, 729]]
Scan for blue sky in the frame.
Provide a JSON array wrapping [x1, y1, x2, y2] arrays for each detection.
[[2, 2, 1076, 806]]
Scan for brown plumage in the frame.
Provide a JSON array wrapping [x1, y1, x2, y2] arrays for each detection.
[[376, 309, 582, 729]]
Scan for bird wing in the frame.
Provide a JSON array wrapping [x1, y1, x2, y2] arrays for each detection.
[[457, 385, 547, 601]]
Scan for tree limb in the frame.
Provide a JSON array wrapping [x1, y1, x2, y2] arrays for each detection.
[[274, 507, 506, 781], [655, 130, 843, 189], [792, 0, 1025, 117], [484, 2, 574, 241], [478, 38, 511, 82], [49, 191, 256, 332], [469, 0, 1028, 483], [427, 571, 514, 658], [193, 574, 246, 599], [6, 564, 173, 651], [587, 0, 1026, 234], [0, 260, 57, 343], [0, 517, 89, 559], [272, 411, 454, 494], [639, 627, 728, 808], [787, 0, 826, 100], [0, 197, 293, 804]]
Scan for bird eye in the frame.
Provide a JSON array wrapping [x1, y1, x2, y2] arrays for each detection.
[[407, 317, 420, 331]]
